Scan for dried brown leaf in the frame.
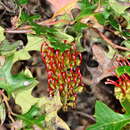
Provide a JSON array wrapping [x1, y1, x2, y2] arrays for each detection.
[[89, 44, 115, 84], [47, 0, 78, 17]]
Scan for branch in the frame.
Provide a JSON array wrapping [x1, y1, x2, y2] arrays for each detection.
[[5, 19, 72, 34], [73, 110, 96, 122], [0, 90, 16, 123], [91, 27, 130, 51]]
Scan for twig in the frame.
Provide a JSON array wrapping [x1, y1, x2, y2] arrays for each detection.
[[0, 90, 16, 123], [5, 29, 33, 34], [91, 27, 130, 51], [5, 19, 72, 34], [74, 110, 96, 122], [0, 1, 16, 13]]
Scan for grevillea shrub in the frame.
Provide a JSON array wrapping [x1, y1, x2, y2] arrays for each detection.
[[40, 41, 83, 110], [106, 55, 130, 102]]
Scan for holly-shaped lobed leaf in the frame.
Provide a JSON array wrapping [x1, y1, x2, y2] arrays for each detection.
[[0, 55, 35, 95], [0, 40, 22, 56]]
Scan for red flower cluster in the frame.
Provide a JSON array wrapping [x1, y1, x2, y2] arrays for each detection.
[[106, 56, 130, 96], [40, 42, 83, 109]]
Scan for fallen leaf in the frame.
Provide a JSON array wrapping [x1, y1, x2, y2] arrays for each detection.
[[88, 44, 115, 84], [48, 0, 79, 17]]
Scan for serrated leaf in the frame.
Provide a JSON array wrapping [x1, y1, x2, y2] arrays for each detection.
[[13, 34, 43, 62], [87, 101, 130, 130], [0, 40, 22, 56], [14, 88, 70, 129], [0, 56, 35, 95], [0, 34, 43, 62], [14, 85, 39, 114]]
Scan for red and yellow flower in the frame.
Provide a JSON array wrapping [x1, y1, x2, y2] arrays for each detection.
[[41, 41, 83, 110], [106, 56, 130, 101]]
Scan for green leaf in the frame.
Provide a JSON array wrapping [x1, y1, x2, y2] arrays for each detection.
[[0, 34, 43, 95], [0, 97, 6, 125], [14, 82, 40, 114], [17, 0, 29, 5], [20, 12, 29, 23], [73, 22, 88, 32], [109, 0, 130, 14], [121, 99, 130, 114], [31, 23, 55, 35], [50, 42, 71, 52], [14, 88, 70, 129], [115, 66, 130, 76], [0, 40, 22, 56], [87, 101, 130, 130], [123, 31, 130, 37], [95, 13, 106, 25], [0, 26, 5, 42], [16, 105, 45, 128], [122, 40, 130, 49], [0, 56, 35, 95], [106, 45, 116, 59], [124, 66, 130, 75], [109, 15, 119, 30], [13, 34, 43, 62], [20, 12, 40, 24], [76, 0, 96, 20], [115, 66, 125, 76], [123, 13, 130, 29], [54, 30, 74, 42]]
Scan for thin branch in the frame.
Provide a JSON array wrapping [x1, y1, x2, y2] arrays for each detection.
[[74, 110, 96, 122], [0, 90, 16, 123], [5, 19, 72, 34], [91, 27, 130, 51], [0, 1, 16, 13]]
